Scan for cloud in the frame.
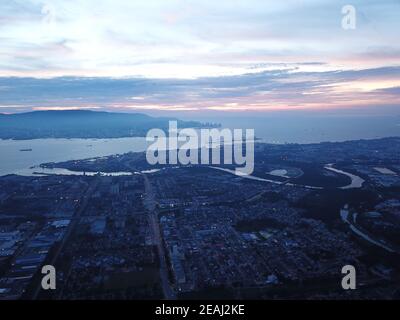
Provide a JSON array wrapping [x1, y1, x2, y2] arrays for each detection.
[[0, 0, 399, 78], [0, 66, 399, 113], [0, 1, 399, 114], [374, 86, 400, 94]]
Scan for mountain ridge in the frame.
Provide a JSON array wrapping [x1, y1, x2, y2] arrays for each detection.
[[0, 110, 206, 140]]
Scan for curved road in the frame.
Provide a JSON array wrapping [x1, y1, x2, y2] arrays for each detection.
[[340, 207, 397, 254]]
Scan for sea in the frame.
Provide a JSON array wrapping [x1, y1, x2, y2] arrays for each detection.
[[1, 115, 399, 176]]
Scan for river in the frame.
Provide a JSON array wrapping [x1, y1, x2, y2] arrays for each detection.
[[209, 166, 363, 190], [0, 139, 367, 189]]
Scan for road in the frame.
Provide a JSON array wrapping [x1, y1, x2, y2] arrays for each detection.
[[340, 207, 397, 254], [30, 178, 100, 299], [143, 174, 176, 300], [208, 166, 323, 189]]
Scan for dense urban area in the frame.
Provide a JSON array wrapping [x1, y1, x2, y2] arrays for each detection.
[[1, 137, 400, 299]]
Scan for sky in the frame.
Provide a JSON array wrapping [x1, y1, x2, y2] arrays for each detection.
[[0, 0, 399, 114]]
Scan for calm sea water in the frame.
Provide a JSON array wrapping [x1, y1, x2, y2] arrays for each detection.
[[0, 138, 148, 176], [1, 115, 399, 176], [192, 114, 400, 144]]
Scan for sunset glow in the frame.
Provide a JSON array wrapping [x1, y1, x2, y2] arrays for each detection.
[[0, 0, 399, 114]]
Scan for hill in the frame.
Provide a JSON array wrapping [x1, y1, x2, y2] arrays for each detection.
[[0, 110, 204, 139]]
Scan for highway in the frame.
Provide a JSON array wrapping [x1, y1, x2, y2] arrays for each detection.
[[340, 207, 397, 254], [30, 178, 100, 299], [143, 174, 176, 300]]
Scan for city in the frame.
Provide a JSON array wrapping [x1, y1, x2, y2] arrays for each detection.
[[1, 0, 400, 310], [1, 137, 399, 299]]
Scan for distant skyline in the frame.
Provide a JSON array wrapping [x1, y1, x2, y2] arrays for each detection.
[[0, 0, 399, 114]]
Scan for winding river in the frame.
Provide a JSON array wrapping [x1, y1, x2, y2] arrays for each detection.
[[324, 164, 365, 189], [10, 162, 364, 191], [209, 164, 364, 190]]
